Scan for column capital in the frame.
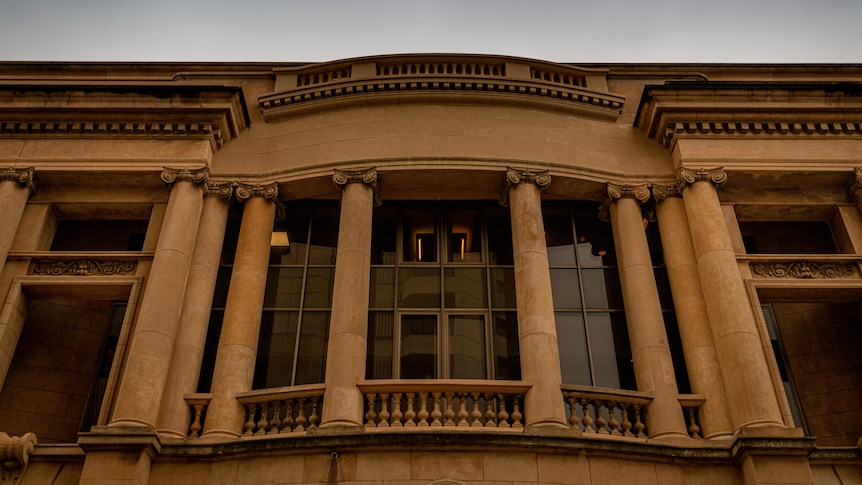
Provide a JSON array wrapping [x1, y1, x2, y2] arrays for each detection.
[[206, 182, 235, 201], [160, 167, 209, 187], [652, 183, 682, 202], [849, 167, 862, 195], [500, 167, 551, 206], [599, 182, 650, 222], [0, 167, 36, 193], [332, 167, 381, 206], [677, 167, 727, 190], [0, 431, 37, 483], [235, 182, 278, 203]]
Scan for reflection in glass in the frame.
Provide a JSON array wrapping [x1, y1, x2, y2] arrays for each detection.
[[444, 268, 487, 308], [543, 208, 576, 266], [398, 268, 441, 308], [295, 311, 329, 385], [366, 312, 394, 379], [307, 207, 340, 265], [489, 268, 516, 308], [486, 207, 514, 265], [448, 209, 482, 262], [303, 268, 335, 308], [449, 315, 486, 379], [369, 267, 395, 308], [588, 313, 635, 390], [264, 268, 303, 308], [371, 207, 398, 264], [582, 269, 623, 309], [493, 312, 521, 380], [555, 312, 591, 386], [254, 311, 299, 389], [550, 269, 581, 309], [403, 208, 437, 262], [271, 209, 310, 265], [401, 315, 438, 379]]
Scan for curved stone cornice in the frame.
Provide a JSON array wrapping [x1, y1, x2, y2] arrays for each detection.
[[0, 432, 36, 485], [161, 167, 210, 187], [0, 167, 36, 193], [332, 167, 381, 206], [677, 167, 727, 190], [499, 167, 551, 206]]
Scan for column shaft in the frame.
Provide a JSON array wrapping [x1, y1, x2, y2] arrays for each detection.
[[654, 190, 733, 439], [506, 170, 567, 428], [680, 170, 784, 429], [607, 186, 687, 439], [321, 173, 375, 428], [202, 192, 276, 439], [111, 170, 206, 427], [157, 188, 231, 437]]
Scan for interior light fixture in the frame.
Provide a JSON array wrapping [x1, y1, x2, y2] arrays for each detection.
[[271, 232, 290, 247]]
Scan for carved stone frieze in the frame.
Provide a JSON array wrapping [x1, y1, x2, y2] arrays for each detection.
[[0, 432, 36, 485], [161, 167, 210, 187], [499, 167, 551, 206], [751, 261, 855, 279], [662, 121, 862, 148], [677, 167, 727, 190], [332, 167, 381, 206], [0, 121, 224, 147], [0, 167, 36, 193], [32, 259, 137, 276]]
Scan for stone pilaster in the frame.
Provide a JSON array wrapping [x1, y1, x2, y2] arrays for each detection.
[[677, 167, 784, 430], [0, 167, 36, 276], [320, 168, 378, 429], [109, 168, 207, 428], [653, 183, 734, 439], [503, 168, 567, 428], [604, 183, 688, 440], [202, 183, 278, 440], [157, 183, 233, 438]]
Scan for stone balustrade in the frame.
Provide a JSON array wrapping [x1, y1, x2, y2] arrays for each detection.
[[236, 385, 324, 436], [562, 385, 652, 437], [358, 380, 531, 429]]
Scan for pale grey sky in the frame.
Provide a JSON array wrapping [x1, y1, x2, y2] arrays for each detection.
[[0, 0, 860, 64]]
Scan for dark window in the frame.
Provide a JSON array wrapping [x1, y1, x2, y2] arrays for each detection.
[[51, 220, 148, 251], [739, 221, 837, 254]]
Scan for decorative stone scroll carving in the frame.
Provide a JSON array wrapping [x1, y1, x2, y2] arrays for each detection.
[[235, 182, 284, 220], [206, 182, 235, 201], [499, 167, 551, 206], [161, 167, 210, 187], [332, 167, 381, 206], [598, 182, 650, 222], [0, 432, 36, 485], [751, 261, 855, 279], [850, 167, 862, 195], [33, 259, 137, 276], [677, 167, 727, 190], [0, 167, 36, 193], [651, 183, 682, 202]]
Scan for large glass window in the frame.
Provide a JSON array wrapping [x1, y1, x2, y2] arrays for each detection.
[[366, 203, 520, 380]]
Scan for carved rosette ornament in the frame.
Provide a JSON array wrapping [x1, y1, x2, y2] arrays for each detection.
[[332, 167, 381, 206], [499, 167, 551, 206], [33, 259, 137, 276], [0, 167, 36, 193], [0, 432, 36, 485], [160, 167, 210, 188], [599, 182, 650, 222], [676, 167, 727, 190], [751, 261, 855, 279]]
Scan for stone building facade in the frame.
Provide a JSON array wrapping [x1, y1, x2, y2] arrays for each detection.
[[0, 55, 861, 484]]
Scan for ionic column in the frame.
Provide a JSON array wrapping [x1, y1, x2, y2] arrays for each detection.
[[503, 168, 567, 428], [678, 167, 784, 430], [320, 168, 379, 429], [156, 183, 233, 437], [202, 183, 277, 439], [653, 184, 734, 439], [110, 168, 207, 428], [0, 167, 36, 274], [603, 183, 688, 439]]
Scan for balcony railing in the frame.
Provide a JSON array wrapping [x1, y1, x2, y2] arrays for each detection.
[[236, 384, 325, 436], [562, 385, 651, 437]]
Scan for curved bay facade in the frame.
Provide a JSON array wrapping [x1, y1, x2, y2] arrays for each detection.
[[1, 55, 861, 484]]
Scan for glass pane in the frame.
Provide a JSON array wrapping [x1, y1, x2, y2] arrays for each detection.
[[271, 208, 310, 265], [573, 212, 616, 266], [448, 209, 482, 262], [654, 267, 674, 310], [212, 265, 232, 308], [444, 268, 487, 308], [366, 312, 394, 379], [369, 267, 395, 308], [307, 206, 339, 265], [254, 311, 299, 389], [295, 311, 329, 385], [486, 206, 514, 265], [582, 268, 623, 309], [588, 312, 635, 390], [403, 208, 437, 263], [550, 269, 581, 309], [543, 207, 576, 266], [555, 312, 591, 386], [489, 268, 516, 308], [197, 310, 224, 392], [263, 267, 303, 308], [663, 312, 691, 394], [400, 315, 438, 379], [449, 315, 487, 379], [303, 267, 335, 308], [398, 268, 441, 308], [492, 311, 521, 380], [371, 207, 397, 264]]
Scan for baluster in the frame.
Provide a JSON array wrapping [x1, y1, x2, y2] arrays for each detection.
[[404, 393, 417, 427], [391, 393, 404, 427], [620, 403, 633, 437], [457, 393, 469, 427], [430, 392, 443, 427], [365, 393, 378, 427], [580, 399, 595, 433], [594, 400, 608, 434], [417, 392, 430, 427], [243, 404, 257, 436], [281, 400, 295, 433], [497, 394, 511, 428], [378, 393, 391, 428], [565, 395, 580, 430], [268, 401, 282, 435], [189, 404, 204, 438], [608, 402, 621, 436], [294, 398, 307, 432], [444, 392, 456, 426], [484, 393, 497, 427], [510, 396, 523, 429], [470, 392, 483, 427], [632, 404, 646, 438], [309, 397, 320, 429], [686, 407, 702, 439]]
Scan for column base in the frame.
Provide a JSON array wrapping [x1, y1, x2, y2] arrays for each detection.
[[77, 426, 161, 485]]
